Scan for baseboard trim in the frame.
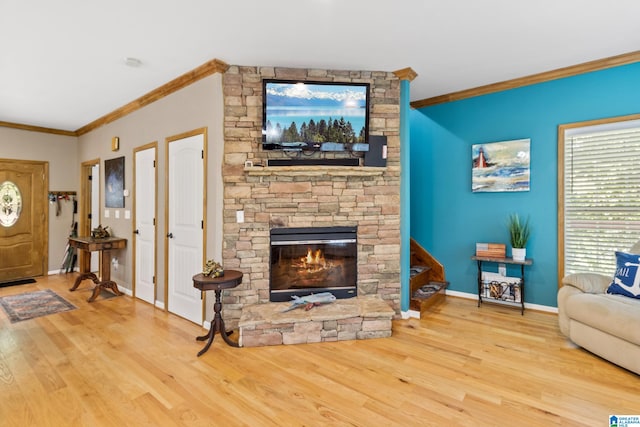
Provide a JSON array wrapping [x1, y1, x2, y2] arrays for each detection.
[[49, 268, 79, 275], [401, 310, 420, 319], [119, 287, 132, 297], [445, 289, 558, 313]]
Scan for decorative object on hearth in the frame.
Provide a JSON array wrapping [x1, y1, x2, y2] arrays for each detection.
[[282, 292, 337, 312], [91, 224, 111, 239], [202, 259, 224, 277]]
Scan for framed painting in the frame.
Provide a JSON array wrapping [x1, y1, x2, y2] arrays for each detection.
[[472, 139, 530, 192], [105, 156, 125, 208]]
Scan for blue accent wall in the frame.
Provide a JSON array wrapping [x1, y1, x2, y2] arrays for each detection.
[[410, 62, 640, 308]]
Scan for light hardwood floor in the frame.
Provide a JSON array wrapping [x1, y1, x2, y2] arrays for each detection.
[[1, 274, 638, 426]]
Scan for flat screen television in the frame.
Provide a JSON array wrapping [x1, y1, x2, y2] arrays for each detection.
[[262, 79, 370, 151]]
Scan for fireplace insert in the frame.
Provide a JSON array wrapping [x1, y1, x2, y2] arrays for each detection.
[[269, 226, 357, 302]]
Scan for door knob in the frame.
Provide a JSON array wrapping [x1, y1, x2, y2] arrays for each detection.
[[167, 232, 174, 238], [133, 229, 139, 234]]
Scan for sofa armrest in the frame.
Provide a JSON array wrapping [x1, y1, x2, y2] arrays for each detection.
[[557, 285, 582, 336], [561, 273, 611, 294]]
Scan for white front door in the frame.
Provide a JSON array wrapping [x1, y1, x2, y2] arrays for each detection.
[[167, 131, 205, 324], [134, 145, 157, 305]]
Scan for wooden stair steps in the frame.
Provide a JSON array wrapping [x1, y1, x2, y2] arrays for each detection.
[[409, 238, 447, 317]]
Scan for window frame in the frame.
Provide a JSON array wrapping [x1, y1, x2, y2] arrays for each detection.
[[557, 113, 640, 286]]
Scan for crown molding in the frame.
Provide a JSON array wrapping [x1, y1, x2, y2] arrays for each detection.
[[5, 52, 637, 133], [0, 58, 229, 137], [411, 50, 640, 109], [393, 67, 418, 82], [0, 120, 77, 136], [75, 58, 229, 136]]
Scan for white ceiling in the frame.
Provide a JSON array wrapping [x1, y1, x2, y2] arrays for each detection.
[[2, 0, 640, 132]]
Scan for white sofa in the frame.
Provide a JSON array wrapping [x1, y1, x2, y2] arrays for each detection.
[[558, 246, 640, 375]]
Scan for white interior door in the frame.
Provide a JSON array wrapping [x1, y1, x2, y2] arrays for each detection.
[[134, 146, 156, 305], [167, 133, 204, 324], [90, 163, 100, 272]]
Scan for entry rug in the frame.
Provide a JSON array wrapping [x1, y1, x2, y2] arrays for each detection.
[[0, 289, 77, 323]]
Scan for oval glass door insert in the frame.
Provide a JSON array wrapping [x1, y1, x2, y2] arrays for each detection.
[[0, 181, 22, 227]]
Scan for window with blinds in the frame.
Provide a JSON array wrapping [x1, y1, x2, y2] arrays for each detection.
[[563, 119, 640, 276]]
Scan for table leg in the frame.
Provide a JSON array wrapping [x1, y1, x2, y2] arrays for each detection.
[[87, 280, 124, 302], [69, 272, 100, 291], [69, 248, 100, 291], [100, 249, 112, 282], [196, 331, 212, 341], [477, 260, 483, 307], [70, 248, 124, 301], [84, 249, 123, 302], [197, 327, 233, 341], [218, 317, 239, 348], [197, 290, 239, 356], [520, 264, 525, 315]]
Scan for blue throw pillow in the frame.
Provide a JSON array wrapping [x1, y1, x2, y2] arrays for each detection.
[[607, 251, 640, 299]]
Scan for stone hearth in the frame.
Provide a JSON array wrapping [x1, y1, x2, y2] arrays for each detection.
[[239, 295, 394, 347]]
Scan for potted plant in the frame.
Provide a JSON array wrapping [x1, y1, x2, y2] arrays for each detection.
[[507, 213, 531, 261]]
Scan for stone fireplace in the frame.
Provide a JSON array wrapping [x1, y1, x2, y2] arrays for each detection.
[[220, 65, 402, 331]]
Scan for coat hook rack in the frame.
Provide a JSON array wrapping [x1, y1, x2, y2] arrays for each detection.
[[48, 191, 77, 202], [48, 191, 77, 216], [49, 191, 77, 197]]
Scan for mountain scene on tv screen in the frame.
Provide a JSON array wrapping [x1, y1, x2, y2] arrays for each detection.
[[263, 82, 367, 150]]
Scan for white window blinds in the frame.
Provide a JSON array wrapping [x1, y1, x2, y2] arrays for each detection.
[[564, 122, 640, 276]]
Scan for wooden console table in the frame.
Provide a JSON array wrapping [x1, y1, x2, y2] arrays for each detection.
[[472, 255, 532, 315], [68, 236, 127, 302]]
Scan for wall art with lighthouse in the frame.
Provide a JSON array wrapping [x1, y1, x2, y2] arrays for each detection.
[[472, 138, 530, 192]]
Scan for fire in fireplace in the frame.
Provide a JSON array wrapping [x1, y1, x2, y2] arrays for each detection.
[[298, 248, 328, 270], [269, 226, 357, 302]]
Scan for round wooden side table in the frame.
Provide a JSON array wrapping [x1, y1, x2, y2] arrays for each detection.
[[192, 270, 243, 356]]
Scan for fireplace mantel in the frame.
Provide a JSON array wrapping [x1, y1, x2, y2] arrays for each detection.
[[244, 165, 390, 177]]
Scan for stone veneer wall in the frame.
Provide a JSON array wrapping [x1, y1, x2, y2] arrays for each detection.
[[221, 65, 401, 328]]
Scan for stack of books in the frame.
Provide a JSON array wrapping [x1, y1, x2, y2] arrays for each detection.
[[475, 243, 506, 258]]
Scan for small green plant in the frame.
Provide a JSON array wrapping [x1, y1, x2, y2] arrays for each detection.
[[508, 213, 531, 248]]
